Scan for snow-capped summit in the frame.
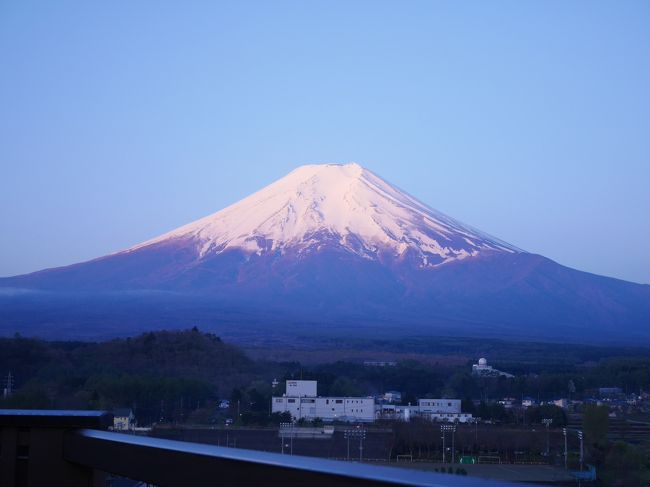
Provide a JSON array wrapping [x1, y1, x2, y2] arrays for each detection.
[[128, 162, 520, 267]]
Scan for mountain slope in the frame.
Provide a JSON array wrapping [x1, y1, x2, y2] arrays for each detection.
[[1, 163, 649, 343]]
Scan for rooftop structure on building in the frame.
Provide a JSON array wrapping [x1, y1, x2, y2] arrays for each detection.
[[598, 387, 623, 397], [381, 391, 402, 404], [286, 380, 317, 397]]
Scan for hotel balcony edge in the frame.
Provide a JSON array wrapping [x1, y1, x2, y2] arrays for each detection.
[[0, 409, 519, 487]]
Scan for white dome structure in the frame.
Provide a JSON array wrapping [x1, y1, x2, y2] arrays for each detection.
[[472, 357, 514, 378]]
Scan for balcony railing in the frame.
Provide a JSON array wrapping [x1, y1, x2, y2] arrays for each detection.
[[0, 410, 519, 486]]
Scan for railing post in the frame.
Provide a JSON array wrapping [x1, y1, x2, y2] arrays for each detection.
[[0, 410, 113, 487]]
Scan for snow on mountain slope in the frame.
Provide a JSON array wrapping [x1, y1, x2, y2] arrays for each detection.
[[127, 163, 520, 267]]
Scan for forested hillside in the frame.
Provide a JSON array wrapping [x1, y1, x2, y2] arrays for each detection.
[[0, 328, 257, 424]]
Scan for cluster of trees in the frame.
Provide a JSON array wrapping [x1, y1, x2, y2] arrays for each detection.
[[2, 331, 649, 429], [0, 328, 263, 425], [581, 405, 649, 486]]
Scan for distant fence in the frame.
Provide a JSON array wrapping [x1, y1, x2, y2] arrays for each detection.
[[478, 456, 502, 464]]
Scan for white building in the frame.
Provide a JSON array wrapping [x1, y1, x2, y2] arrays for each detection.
[[418, 399, 461, 414], [472, 358, 514, 378], [498, 397, 517, 409], [522, 397, 536, 408], [112, 408, 135, 430], [273, 381, 375, 422], [363, 361, 397, 367], [552, 398, 569, 409], [273, 395, 375, 422], [417, 399, 472, 422], [379, 402, 473, 423]]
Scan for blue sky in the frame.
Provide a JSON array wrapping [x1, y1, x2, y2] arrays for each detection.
[[1, 1, 649, 283]]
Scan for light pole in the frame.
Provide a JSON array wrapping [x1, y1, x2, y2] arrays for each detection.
[[270, 380, 278, 416], [577, 430, 584, 471], [441, 424, 456, 464], [452, 425, 456, 464], [542, 418, 553, 457], [280, 422, 291, 454], [442, 432, 446, 463], [562, 427, 568, 469], [346, 430, 350, 460], [356, 428, 365, 462], [280, 422, 295, 455]]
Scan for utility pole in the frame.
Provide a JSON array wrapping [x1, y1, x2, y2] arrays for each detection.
[[562, 428, 568, 469], [347, 431, 350, 460], [3, 372, 14, 399], [280, 423, 287, 454], [180, 396, 184, 423]]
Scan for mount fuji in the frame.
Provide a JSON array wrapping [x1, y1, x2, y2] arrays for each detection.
[[1, 163, 649, 342]]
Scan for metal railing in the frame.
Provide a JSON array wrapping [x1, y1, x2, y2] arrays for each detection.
[[0, 410, 519, 487]]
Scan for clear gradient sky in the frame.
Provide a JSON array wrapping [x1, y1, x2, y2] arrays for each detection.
[[1, 1, 649, 283]]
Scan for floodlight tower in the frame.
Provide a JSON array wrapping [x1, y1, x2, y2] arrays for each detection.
[[577, 430, 584, 471], [542, 418, 553, 456], [441, 424, 457, 463], [344, 427, 366, 462]]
